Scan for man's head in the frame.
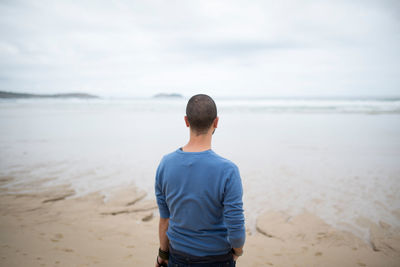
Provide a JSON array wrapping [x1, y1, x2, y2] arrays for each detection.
[[185, 94, 218, 135]]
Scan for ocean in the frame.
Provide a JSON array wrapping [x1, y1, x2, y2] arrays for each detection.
[[0, 97, 399, 241]]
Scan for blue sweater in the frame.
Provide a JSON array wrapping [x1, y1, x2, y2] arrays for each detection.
[[155, 148, 245, 257]]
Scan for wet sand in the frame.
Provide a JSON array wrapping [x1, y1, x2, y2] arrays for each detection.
[[0, 178, 399, 267]]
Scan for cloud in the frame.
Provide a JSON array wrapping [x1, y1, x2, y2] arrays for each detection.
[[0, 0, 399, 97]]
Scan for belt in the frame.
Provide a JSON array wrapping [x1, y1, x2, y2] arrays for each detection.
[[169, 245, 233, 264]]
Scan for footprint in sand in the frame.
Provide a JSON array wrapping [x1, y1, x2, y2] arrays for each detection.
[[50, 233, 63, 242], [53, 246, 74, 253], [55, 233, 63, 239]]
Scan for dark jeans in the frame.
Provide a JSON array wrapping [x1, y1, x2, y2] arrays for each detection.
[[168, 251, 236, 267]]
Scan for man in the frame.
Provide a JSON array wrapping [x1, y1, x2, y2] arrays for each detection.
[[155, 94, 245, 267]]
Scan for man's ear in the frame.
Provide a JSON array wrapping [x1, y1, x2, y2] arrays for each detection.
[[213, 117, 219, 128], [184, 116, 190, 127]]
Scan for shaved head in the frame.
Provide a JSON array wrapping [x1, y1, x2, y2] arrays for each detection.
[[186, 94, 217, 134]]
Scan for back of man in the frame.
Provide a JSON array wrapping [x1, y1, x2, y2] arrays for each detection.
[[155, 94, 245, 267]]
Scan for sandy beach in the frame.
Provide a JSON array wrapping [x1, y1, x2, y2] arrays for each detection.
[[1, 98, 400, 266], [1, 177, 399, 267]]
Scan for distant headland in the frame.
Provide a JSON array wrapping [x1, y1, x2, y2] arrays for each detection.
[[0, 91, 99, 99], [153, 93, 183, 99]]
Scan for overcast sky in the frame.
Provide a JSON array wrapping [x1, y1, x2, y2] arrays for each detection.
[[0, 0, 399, 97]]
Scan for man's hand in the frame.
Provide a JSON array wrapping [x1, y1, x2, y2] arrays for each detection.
[[155, 256, 168, 267], [232, 247, 243, 261]]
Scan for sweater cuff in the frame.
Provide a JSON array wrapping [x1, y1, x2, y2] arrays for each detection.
[[229, 230, 246, 248]]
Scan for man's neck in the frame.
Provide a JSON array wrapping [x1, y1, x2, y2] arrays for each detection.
[[182, 131, 212, 152]]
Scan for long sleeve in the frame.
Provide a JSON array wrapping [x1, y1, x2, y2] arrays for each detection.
[[155, 162, 170, 218], [222, 166, 246, 248]]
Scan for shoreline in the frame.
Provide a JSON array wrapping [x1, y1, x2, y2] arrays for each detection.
[[0, 179, 399, 266]]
